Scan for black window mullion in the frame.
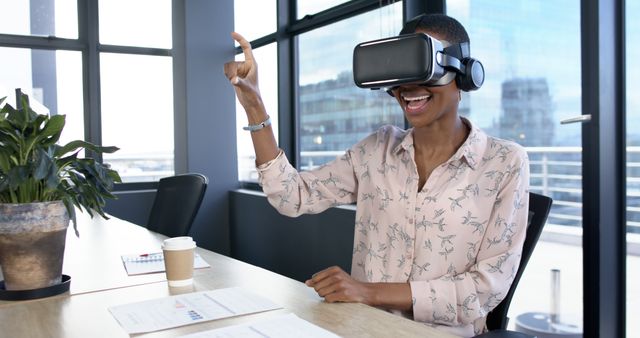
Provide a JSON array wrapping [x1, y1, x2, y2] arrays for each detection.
[[78, 0, 103, 162], [403, 0, 445, 22], [581, 0, 626, 337], [277, 0, 297, 168], [99, 44, 172, 57], [0, 34, 84, 51]]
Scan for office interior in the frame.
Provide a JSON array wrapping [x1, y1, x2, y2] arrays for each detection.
[[0, 0, 636, 337]]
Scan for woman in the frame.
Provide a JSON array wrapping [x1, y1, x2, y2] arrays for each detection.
[[224, 14, 530, 337]]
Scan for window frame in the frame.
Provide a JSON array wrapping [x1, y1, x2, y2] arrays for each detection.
[[0, 0, 173, 188], [234, 0, 628, 337]]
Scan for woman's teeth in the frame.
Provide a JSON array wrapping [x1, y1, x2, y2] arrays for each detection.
[[403, 94, 431, 101]]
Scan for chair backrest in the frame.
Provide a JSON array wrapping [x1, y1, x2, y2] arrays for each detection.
[[146, 173, 208, 238], [485, 192, 553, 331]]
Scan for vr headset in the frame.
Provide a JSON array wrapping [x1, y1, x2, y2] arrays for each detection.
[[352, 32, 485, 93]]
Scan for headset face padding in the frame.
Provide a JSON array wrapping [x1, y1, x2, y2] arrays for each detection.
[[456, 58, 485, 91]]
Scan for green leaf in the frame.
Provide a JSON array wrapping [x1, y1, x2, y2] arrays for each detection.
[[108, 169, 122, 183], [6, 95, 30, 130], [20, 94, 38, 123], [7, 166, 28, 190], [5, 105, 27, 131], [54, 148, 79, 164], [62, 197, 79, 237], [0, 119, 19, 134], [37, 114, 65, 146], [55, 140, 119, 157], [0, 102, 17, 115], [24, 114, 50, 146], [0, 149, 11, 172], [33, 148, 52, 180]]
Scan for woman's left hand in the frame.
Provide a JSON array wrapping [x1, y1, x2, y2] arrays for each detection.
[[305, 266, 374, 305]]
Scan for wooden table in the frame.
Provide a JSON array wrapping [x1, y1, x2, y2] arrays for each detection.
[[0, 214, 457, 338]]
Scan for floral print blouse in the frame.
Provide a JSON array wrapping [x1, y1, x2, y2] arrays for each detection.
[[257, 119, 530, 337]]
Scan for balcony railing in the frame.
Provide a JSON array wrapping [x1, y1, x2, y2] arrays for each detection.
[[107, 146, 640, 235], [104, 153, 174, 183]]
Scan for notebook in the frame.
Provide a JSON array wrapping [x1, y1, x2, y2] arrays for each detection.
[[121, 252, 210, 276]]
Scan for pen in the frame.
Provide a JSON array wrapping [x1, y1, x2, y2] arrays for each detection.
[[138, 253, 163, 257]]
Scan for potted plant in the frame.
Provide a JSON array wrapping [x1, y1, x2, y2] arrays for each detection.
[[0, 91, 121, 292]]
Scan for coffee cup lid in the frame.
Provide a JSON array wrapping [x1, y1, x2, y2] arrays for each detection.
[[162, 236, 196, 250]]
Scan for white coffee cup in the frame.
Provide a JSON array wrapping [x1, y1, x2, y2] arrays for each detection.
[[162, 236, 196, 287]]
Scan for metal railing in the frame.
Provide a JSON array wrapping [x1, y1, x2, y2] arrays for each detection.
[[106, 146, 640, 234], [104, 154, 174, 183]]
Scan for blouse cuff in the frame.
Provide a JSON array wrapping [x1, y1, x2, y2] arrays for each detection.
[[410, 280, 433, 323]]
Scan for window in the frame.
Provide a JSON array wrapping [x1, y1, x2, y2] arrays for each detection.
[[97, 0, 174, 182], [0, 0, 78, 38], [100, 53, 174, 182], [98, 0, 172, 48], [297, 2, 403, 169], [448, 0, 583, 331], [0, 48, 84, 146], [0, 1, 175, 184]]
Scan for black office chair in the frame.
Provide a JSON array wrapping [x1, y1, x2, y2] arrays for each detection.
[[475, 192, 553, 338], [147, 173, 208, 237]]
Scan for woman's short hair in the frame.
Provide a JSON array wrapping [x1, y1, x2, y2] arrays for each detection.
[[400, 13, 470, 45]]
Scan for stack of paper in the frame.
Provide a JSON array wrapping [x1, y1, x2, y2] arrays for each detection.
[[121, 252, 210, 276]]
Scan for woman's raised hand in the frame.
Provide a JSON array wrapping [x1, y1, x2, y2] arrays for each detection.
[[223, 32, 279, 165], [223, 32, 264, 114]]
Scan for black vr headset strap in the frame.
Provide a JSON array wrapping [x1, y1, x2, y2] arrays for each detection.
[[437, 42, 468, 74], [438, 52, 463, 73], [443, 42, 470, 60]]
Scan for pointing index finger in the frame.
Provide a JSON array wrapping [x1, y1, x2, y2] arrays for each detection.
[[231, 32, 255, 62]]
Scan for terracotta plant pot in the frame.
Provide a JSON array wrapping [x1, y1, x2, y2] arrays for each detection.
[[0, 201, 69, 291]]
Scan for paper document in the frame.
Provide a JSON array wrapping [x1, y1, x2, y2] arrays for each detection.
[[121, 252, 210, 276], [108, 287, 282, 334], [177, 313, 341, 338]]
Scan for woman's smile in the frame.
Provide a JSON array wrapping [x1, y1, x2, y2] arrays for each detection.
[[402, 92, 433, 114]]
